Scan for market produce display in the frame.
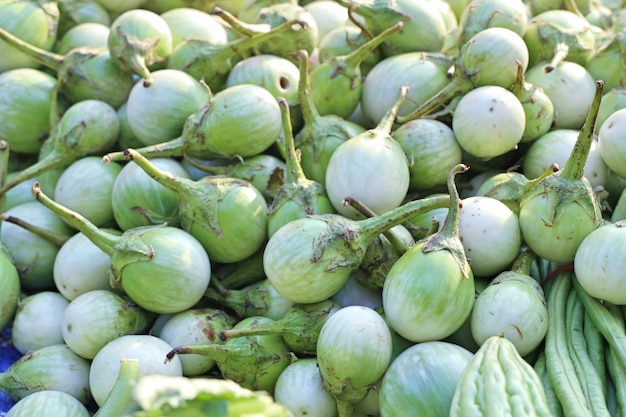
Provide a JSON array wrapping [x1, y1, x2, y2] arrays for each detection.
[[3, 0, 626, 416]]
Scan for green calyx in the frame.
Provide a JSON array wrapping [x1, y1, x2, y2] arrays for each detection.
[[165, 317, 294, 392], [305, 193, 451, 276], [489, 247, 546, 305], [203, 280, 277, 319], [168, 17, 304, 91], [421, 164, 472, 279], [480, 165, 558, 215], [294, 49, 365, 184], [335, 0, 411, 34], [0, 120, 87, 196], [110, 27, 161, 86], [108, 223, 167, 289], [529, 17, 596, 69], [123, 148, 244, 240], [308, 20, 403, 118], [520, 79, 605, 229], [220, 300, 340, 354], [268, 98, 330, 218], [520, 172, 602, 229], [310, 214, 371, 273], [182, 176, 252, 240]]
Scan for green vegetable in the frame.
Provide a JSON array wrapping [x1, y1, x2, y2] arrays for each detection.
[[544, 272, 594, 417], [573, 276, 626, 374], [510, 60, 555, 143], [324, 86, 410, 219], [157, 308, 236, 377], [449, 335, 552, 417], [574, 220, 626, 309], [518, 80, 604, 263], [455, 0, 528, 46], [121, 148, 269, 264], [263, 191, 449, 304], [563, 285, 610, 417], [534, 352, 564, 417], [0, 0, 59, 72], [6, 390, 90, 417], [397, 26, 529, 122], [316, 305, 392, 416], [167, 13, 304, 92], [53, 156, 122, 227], [392, 118, 462, 191], [0, 68, 55, 155], [61, 289, 155, 360], [182, 154, 285, 203], [203, 279, 294, 321], [32, 182, 212, 314], [0, 26, 134, 109], [94, 358, 140, 417], [124, 69, 207, 147], [89, 334, 183, 407], [470, 247, 548, 356], [0, 344, 91, 405], [0, 201, 75, 290], [104, 83, 283, 161], [107, 9, 173, 86], [382, 165, 475, 343], [273, 358, 337, 417], [525, 60, 596, 130], [124, 374, 294, 417], [110, 157, 189, 230], [220, 300, 340, 355], [253, 3, 319, 64], [307, 21, 403, 119], [166, 316, 294, 394], [266, 97, 334, 238], [11, 291, 68, 355], [379, 341, 473, 417], [0, 99, 120, 197], [0, 243, 20, 331], [523, 9, 596, 70], [334, 0, 453, 56]]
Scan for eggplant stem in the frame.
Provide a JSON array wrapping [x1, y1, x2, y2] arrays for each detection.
[[31, 181, 118, 255], [347, 5, 374, 40], [420, 164, 472, 279], [509, 246, 537, 276], [336, 398, 355, 417], [396, 77, 471, 123], [209, 275, 230, 296], [278, 97, 307, 183], [213, 7, 268, 36], [356, 194, 450, 243], [374, 85, 409, 135], [93, 358, 140, 417], [345, 197, 412, 253], [560, 80, 604, 180], [227, 18, 306, 56], [0, 26, 63, 71], [342, 21, 403, 70], [123, 148, 183, 193], [545, 42, 570, 73], [297, 49, 321, 126], [103, 136, 186, 163], [0, 213, 69, 246], [0, 149, 70, 196]]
